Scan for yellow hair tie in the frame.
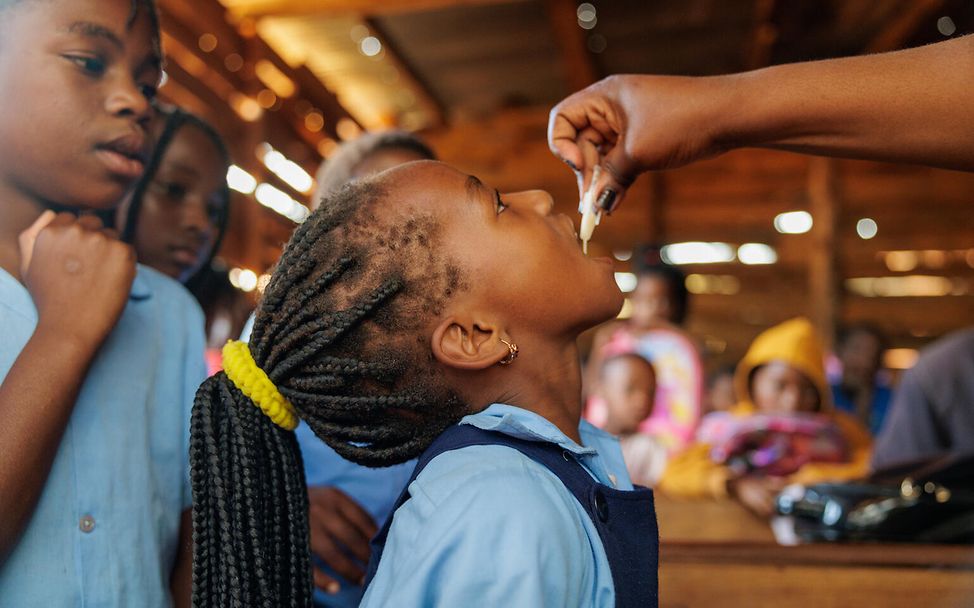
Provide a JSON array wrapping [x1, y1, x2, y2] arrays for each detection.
[[222, 340, 298, 431]]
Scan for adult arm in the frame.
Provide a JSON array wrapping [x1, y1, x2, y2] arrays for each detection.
[[0, 212, 135, 562], [549, 35, 974, 210]]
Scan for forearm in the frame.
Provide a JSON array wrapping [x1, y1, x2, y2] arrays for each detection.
[[0, 325, 98, 560], [715, 35, 974, 171]]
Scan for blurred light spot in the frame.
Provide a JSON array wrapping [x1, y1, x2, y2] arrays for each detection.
[[255, 183, 310, 223], [685, 274, 741, 295], [224, 53, 244, 73], [230, 93, 262, 122], [661, 242, 735, 265], [317, 138, 338, 158], [228, 268, 241, 288], [845, 275, 954, 297], [923, 250, 947, 269], [774, 210, 813, 234], [587, 34, 607, 53], [256, 274, 272, 294], [360, 36, 382, 57], [238, 269, 258, 292], [255, 60, 296, 98], [578, 16, 597, 29], [198, 33, 217, 53], [737, 243, 777, 265], [884, 250, 918, 272], [226, 165, 257, 194], [613, 249, 632, 261], [704, 336, 727, 354], [336, 117, 362, 141], [614, 272, 637, 293], [577, 3, 597, 22], [937, 16, 957, 36], [256, 89, 277, 109], [304, 111, 325, 133], [617, 297, 632, 320], [259, 143, 314, 194], [856, 218, 878, 239], [884, 348, 918, 370], [966, 249, 974, 269]]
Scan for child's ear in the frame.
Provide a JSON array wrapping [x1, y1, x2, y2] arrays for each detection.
[[431, 316, 512, 370]]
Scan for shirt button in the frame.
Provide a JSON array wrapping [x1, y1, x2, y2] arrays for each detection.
[[79, 515, 96, 533]]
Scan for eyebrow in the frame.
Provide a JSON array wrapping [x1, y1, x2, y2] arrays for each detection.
[[465, 175, 484, 197], [68, 22, 124, 51], [67, 21, 163, 74]]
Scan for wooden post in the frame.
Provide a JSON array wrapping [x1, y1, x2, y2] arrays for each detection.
[[807, 157, 839, 350]]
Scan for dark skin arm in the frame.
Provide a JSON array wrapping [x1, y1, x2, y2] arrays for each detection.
[[549, 35, 974, 211], [170, 509, 193, 608], [0, 212, 135, 562], [308, 486, 378, 594]]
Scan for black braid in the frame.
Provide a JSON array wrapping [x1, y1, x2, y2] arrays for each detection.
[[191, 178, 467, 607]]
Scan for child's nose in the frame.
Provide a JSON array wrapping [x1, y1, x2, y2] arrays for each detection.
[[105, 76, 153, 128], [505, 190, 554, 216]]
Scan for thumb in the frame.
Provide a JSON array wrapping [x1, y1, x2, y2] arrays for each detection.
[[595, 143, 641, 215], [18, 210, 57, 278]]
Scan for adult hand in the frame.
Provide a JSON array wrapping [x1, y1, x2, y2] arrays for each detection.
[[548, 74, 728, 213], [728, 475, 787, 519], [308, 486, 378, 594], [19, 211, 136, 350]]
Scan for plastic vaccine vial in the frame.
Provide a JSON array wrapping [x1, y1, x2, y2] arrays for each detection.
[[579, 166, 602, 255]]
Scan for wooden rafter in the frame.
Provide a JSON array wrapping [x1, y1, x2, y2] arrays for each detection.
[[543, 0, 599, 93], [221, 0, 522, 19]]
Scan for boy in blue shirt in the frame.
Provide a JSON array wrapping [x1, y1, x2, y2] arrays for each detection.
[[0, 1, 204, 605]]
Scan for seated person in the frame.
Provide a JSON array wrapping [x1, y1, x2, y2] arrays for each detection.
[[872, 327, 974, 470], [597, 353, 667, 486], [191, 161, 659, 607], [830, 322, 892, 435], [659, 318, 871, 517], [704, 364, 736, 414]]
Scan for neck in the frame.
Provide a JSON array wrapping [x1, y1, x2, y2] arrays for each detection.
[[463, 335, 585, 444], [0, 179, 47, 280], [602, 418, 634, 437]]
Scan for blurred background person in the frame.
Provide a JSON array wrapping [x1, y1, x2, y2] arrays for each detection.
[[596, 352, 667, 487], [830, 323, 892, 436]]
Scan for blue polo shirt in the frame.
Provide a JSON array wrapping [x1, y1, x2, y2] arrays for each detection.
[[360, 403, 631, 607], [241, 314, 415, 607], [0, 265, 206, 607]]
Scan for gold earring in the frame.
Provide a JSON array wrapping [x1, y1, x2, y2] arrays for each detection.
[[498, 338, 519, 365]]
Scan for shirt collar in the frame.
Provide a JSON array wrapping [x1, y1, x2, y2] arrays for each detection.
[[459, 403, 602, 456], [129, 266, 153, 301]]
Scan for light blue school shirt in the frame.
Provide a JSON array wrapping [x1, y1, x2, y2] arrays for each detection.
[[0, 265, 206, 608], [241, 314, 415, 608], [360, 403, 632, 608]]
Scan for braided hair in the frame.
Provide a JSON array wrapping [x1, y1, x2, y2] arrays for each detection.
[[191, 177, 466, 607]]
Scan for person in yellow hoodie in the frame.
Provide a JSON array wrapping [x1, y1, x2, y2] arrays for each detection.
[[659, 318, 872, 517]]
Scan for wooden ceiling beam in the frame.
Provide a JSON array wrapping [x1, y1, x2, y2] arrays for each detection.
[[543, 0, 599, 93], [221, 0, 523, 19]]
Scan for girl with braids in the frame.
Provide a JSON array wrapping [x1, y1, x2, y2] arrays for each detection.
[[115, 104, 231, 284], [193, 161, 659, 607]]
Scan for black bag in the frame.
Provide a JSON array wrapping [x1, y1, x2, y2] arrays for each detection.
[[776, 452, 974, 543]]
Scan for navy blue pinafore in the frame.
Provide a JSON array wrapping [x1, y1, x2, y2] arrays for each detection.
[[362, 423, 660, 607]]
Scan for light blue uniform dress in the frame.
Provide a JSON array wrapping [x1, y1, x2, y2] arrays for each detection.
[[0, 266, 206, 607], [360, 403, 632, 607], [241, 314, 415, 607]]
